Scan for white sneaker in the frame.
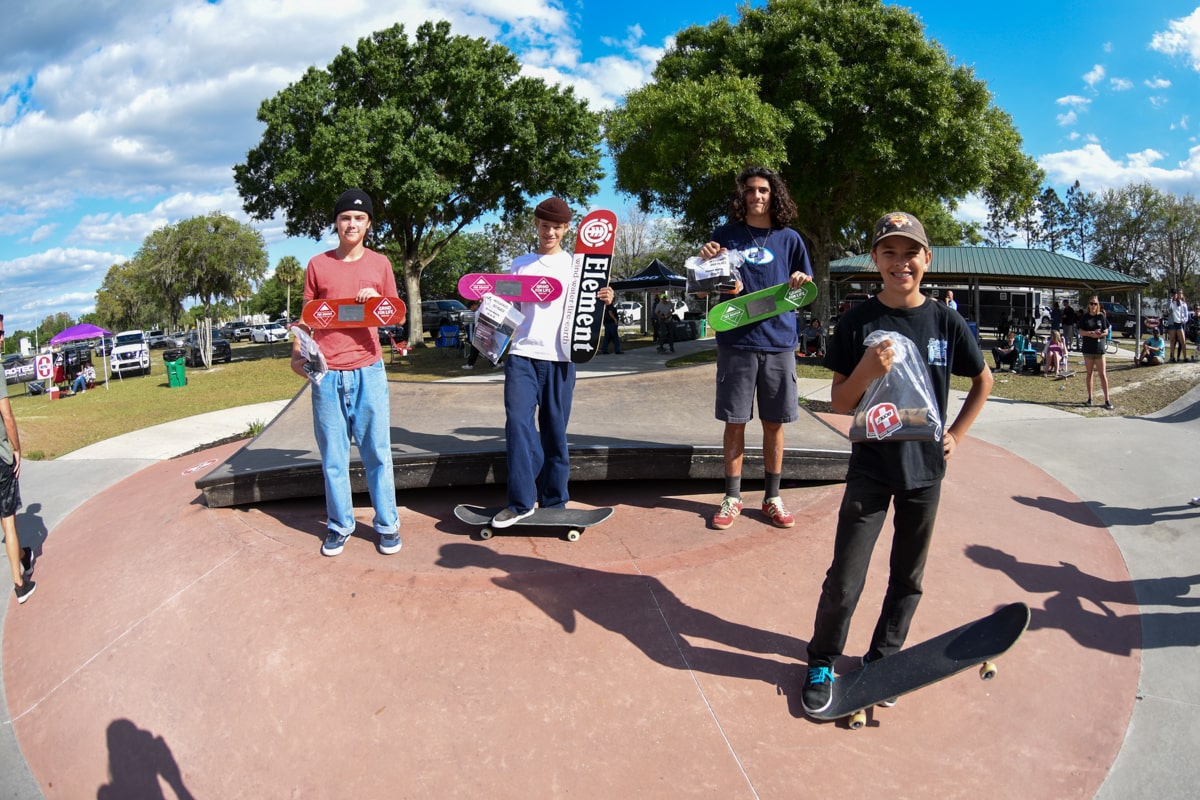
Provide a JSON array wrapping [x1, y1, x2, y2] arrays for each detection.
[[491, 507, 535, 528], [1189, 497, 1200, 507]]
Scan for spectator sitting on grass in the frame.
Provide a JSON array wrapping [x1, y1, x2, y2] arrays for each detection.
[[1137, 327, 1165, 367]]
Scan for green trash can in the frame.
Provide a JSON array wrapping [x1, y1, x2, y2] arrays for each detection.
[[166, 357, 186, 388]]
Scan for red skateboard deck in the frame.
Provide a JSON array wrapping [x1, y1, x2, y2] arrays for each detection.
[[301, 297, 406, 330], [457, 273, 563, 303], [562, 209, 617, 364]]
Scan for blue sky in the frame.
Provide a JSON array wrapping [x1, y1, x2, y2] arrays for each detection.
[[0, 0, 1198, 332]]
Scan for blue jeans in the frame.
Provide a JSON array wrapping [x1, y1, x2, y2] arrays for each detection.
[[310, 360, 398, 536], [503, 355, 575, 513]]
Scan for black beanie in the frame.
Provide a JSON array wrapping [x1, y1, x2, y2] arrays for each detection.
[[334, 189, 374, 220]]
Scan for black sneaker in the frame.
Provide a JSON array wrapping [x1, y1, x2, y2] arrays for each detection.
[[19, 547, 33, 577], [801, 666, 835, 715], [321, 530, 350, 557], [1103, 401, 1114, 410], [491, 507, 535, 529], [14, 580, 35, 604]]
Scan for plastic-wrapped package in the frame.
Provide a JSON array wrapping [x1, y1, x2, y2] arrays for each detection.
[[849, 330, 942, 442]]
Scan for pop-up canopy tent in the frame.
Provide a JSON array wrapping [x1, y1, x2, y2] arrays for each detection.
[[49, 323, 112, 391], [610, 259, 690, 332]]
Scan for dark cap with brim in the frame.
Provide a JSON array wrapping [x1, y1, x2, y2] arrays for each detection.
[[872, 211, 929, 249]]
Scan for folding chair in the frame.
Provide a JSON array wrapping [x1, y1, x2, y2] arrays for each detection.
[[1013, 335, 1041, 373], [435, 325, 462, 357], [387, 332, 411, 366]]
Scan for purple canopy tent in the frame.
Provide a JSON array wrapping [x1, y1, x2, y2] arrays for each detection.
[[49, 323, 112, 390]]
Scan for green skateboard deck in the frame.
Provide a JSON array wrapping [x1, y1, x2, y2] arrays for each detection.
[[707, 281, 818, 332]]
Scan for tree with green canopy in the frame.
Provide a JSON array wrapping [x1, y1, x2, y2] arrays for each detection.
[[606, 0, 1042, 320], [273, 256, 305, 321], [234, 20, 604, 343]]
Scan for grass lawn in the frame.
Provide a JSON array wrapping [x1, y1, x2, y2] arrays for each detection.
[[11, 333, 1197, 460]]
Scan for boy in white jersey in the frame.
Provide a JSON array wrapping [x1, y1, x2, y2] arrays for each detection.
[[492, 198, 614, 527]]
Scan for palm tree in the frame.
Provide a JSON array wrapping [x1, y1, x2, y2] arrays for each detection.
[[274, 256, 304, 320]]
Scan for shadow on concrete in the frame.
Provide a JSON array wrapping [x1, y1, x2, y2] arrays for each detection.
[[96, 719, 194, 800]]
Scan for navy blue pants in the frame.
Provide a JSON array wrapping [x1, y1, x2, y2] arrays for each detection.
[[503, 356, 576, 513]]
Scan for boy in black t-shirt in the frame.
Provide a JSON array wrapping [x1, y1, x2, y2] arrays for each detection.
[[800, 212, 993, 716]]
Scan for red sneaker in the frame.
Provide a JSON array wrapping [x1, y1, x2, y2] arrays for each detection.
[[711, 496, 743, 530], [762, 497, 795, 528]]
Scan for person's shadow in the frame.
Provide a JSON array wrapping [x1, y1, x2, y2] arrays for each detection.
[[15, 501, 48, 556], [96, 719, 194, 800], [436, 543, 809, 713]]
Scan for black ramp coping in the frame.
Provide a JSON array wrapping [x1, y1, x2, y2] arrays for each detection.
[[195, 363, 851, 508]]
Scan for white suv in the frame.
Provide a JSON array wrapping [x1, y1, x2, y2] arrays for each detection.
[[110, 330, 150, 377]]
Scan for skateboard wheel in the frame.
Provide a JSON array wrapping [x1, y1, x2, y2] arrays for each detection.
[[848, 710, 867, 730], [479, 527, 494, 541], [980, 661, 998, 681], [566, 529, 582, 542]]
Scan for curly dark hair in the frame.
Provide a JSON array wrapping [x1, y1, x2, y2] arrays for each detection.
[[729, 166, 798, 228]]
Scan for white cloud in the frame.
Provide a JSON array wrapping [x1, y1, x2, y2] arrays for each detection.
[[1109, 77, 1133, 91], [1056, 110, 1078, 127], [1040, 143, 1200, 197], [1083, 64, 1106, 87], [1172, 115, 1190, 132], [0, 246, 127, 330], [1056, 95, 1091, 108], [1150, 96, 1169, 110], [1150, 7, 1200, 70], [1145, 77, 1172, 89]]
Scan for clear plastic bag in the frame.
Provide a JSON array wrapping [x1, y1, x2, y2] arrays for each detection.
[[849, 330, 942, 442], [472, 294, 526, 365], [292, 326, 327, 385], [684, 250, 743, 295]]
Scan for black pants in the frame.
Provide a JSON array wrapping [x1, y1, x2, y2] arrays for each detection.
[[807, 474, 941, 667], [991, 347, 1018, 369]]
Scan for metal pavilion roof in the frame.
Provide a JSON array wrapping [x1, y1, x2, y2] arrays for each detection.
[[830, 246, 1148, 293]]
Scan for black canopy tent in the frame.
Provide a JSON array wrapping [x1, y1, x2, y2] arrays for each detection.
[[610, 259, 689, 332]]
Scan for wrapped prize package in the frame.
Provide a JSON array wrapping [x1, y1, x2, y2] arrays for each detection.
[[849, 330, 942, 442], [472, 293, 526, 365], [684, 250, 743, 295]]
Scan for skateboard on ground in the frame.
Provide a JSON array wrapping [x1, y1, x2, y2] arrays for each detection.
[[562, 209, 617, 364], [808, 602, 1030, 729], [707, 281, 818, 332], [454, 505, 614, 542], [301, 297, 406, 330], [457, 273, 563, 303]]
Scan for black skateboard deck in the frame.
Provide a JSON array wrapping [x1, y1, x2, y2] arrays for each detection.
[[562, 209, 616, 364], [809, 602, 1030, 729], [454, 505, 614, 542]]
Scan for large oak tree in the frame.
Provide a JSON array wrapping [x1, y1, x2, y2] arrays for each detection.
[[235, 21, 604, 342], [606, 0, 1042, 320]]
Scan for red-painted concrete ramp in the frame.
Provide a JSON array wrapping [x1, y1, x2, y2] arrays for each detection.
[[4, 424, 1137, 798]]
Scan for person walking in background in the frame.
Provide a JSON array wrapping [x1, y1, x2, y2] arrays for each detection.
[[654, 294, 675, 354], [1061, 300, 1078, 351], [600, 301, 624, 355], [0, 318, 35, 604], [1165, 288, 1190, 362], [696, 165, 813, 530], [1077, 295, 1113, 409], [293, 189, 402, 557]]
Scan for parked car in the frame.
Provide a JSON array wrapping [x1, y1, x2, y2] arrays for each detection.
[[421, 299, 472, 331], [377, 323, 408, 345], [183, 332, 233, 366], [145, 329, 170, 348], [251, 323, 290, 343], [1099, 301, 1137, 337], [614, 301, 643, 324], [110, 330, 151, 377], [836, 292, 872, 317], [231, 324, 254, 342]]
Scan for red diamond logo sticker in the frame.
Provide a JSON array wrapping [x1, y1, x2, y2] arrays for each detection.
[[531, 278, 555, 301], [312, 301, 336, 328], [372, 299, 399, 325], [468, 276, 493, 298]]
